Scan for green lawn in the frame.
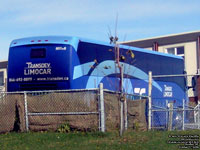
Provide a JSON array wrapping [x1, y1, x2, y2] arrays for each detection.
[[0, 130, 199, 150]]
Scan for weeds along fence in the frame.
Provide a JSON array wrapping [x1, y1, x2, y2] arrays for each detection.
[[0, 84, 148, 134], [148, 72, 200, 131]]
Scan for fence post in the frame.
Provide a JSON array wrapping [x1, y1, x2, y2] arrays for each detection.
[[124, 97, 128, 130], [148, 71, 152, 130], [24, 92, 29, 132], [182, 99, 185, 130], [168, 102, 173, 131], [166, 100, 168, 128], [120, 98, 124, 136], [99, 83, 105, 132]]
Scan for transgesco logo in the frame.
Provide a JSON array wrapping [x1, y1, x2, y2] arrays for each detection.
[[24, 62, 52, 75], [163, 85, 173, 97]]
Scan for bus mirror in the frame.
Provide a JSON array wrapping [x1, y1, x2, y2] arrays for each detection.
[[187, 76, 196, 91], [192, 77, 196, 91]]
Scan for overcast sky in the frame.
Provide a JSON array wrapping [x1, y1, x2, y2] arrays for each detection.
[[1, 0, 200, 61]]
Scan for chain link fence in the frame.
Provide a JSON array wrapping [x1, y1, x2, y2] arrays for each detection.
[[2, 73, 200, 133], [0, 84, 148, 134], [184, 74, 200, 130], [0, 88, 102, 133], [126, 93, 148, 131], [25, 89, 100, 132], [150, 101, 200, 131], [0, 92, 24, 133], [149, 73, 200, 131], [184, 104, 200, 130]]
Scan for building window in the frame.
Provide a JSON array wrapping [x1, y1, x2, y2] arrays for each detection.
[[165, 46, 185, 59], [0, 72, 4, 86]]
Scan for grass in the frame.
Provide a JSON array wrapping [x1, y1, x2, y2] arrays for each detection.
[[0, 130, 200, 150]]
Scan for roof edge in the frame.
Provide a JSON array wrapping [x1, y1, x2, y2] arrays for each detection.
[[119, 30, 200, 44]]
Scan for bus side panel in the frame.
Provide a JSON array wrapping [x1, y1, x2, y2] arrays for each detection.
[[73, 42, 186, 105]]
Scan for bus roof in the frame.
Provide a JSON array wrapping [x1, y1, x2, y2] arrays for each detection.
[[10, 36, 183, 60]]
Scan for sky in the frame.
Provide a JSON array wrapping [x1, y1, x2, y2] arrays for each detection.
[[0, 0, 200, 61]]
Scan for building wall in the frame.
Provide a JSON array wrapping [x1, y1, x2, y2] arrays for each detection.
[[157, 41, 197, 97], [144, 47, 152, 50], [0, 68, 7, 91], [157, 41, 197, 73], [0, 61, 8, 92]]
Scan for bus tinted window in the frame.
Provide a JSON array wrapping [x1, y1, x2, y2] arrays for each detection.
[[31, 48, 46, 58]]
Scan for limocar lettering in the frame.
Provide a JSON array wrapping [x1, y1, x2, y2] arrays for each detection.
[[24, 62, 51, 75]]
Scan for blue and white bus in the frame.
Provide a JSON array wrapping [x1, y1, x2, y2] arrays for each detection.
[[7, 36, 187, 107]]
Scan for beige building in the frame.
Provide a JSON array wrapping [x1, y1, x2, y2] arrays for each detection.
[[121, 30, 200, 103], [0, 61, 8, 91]]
